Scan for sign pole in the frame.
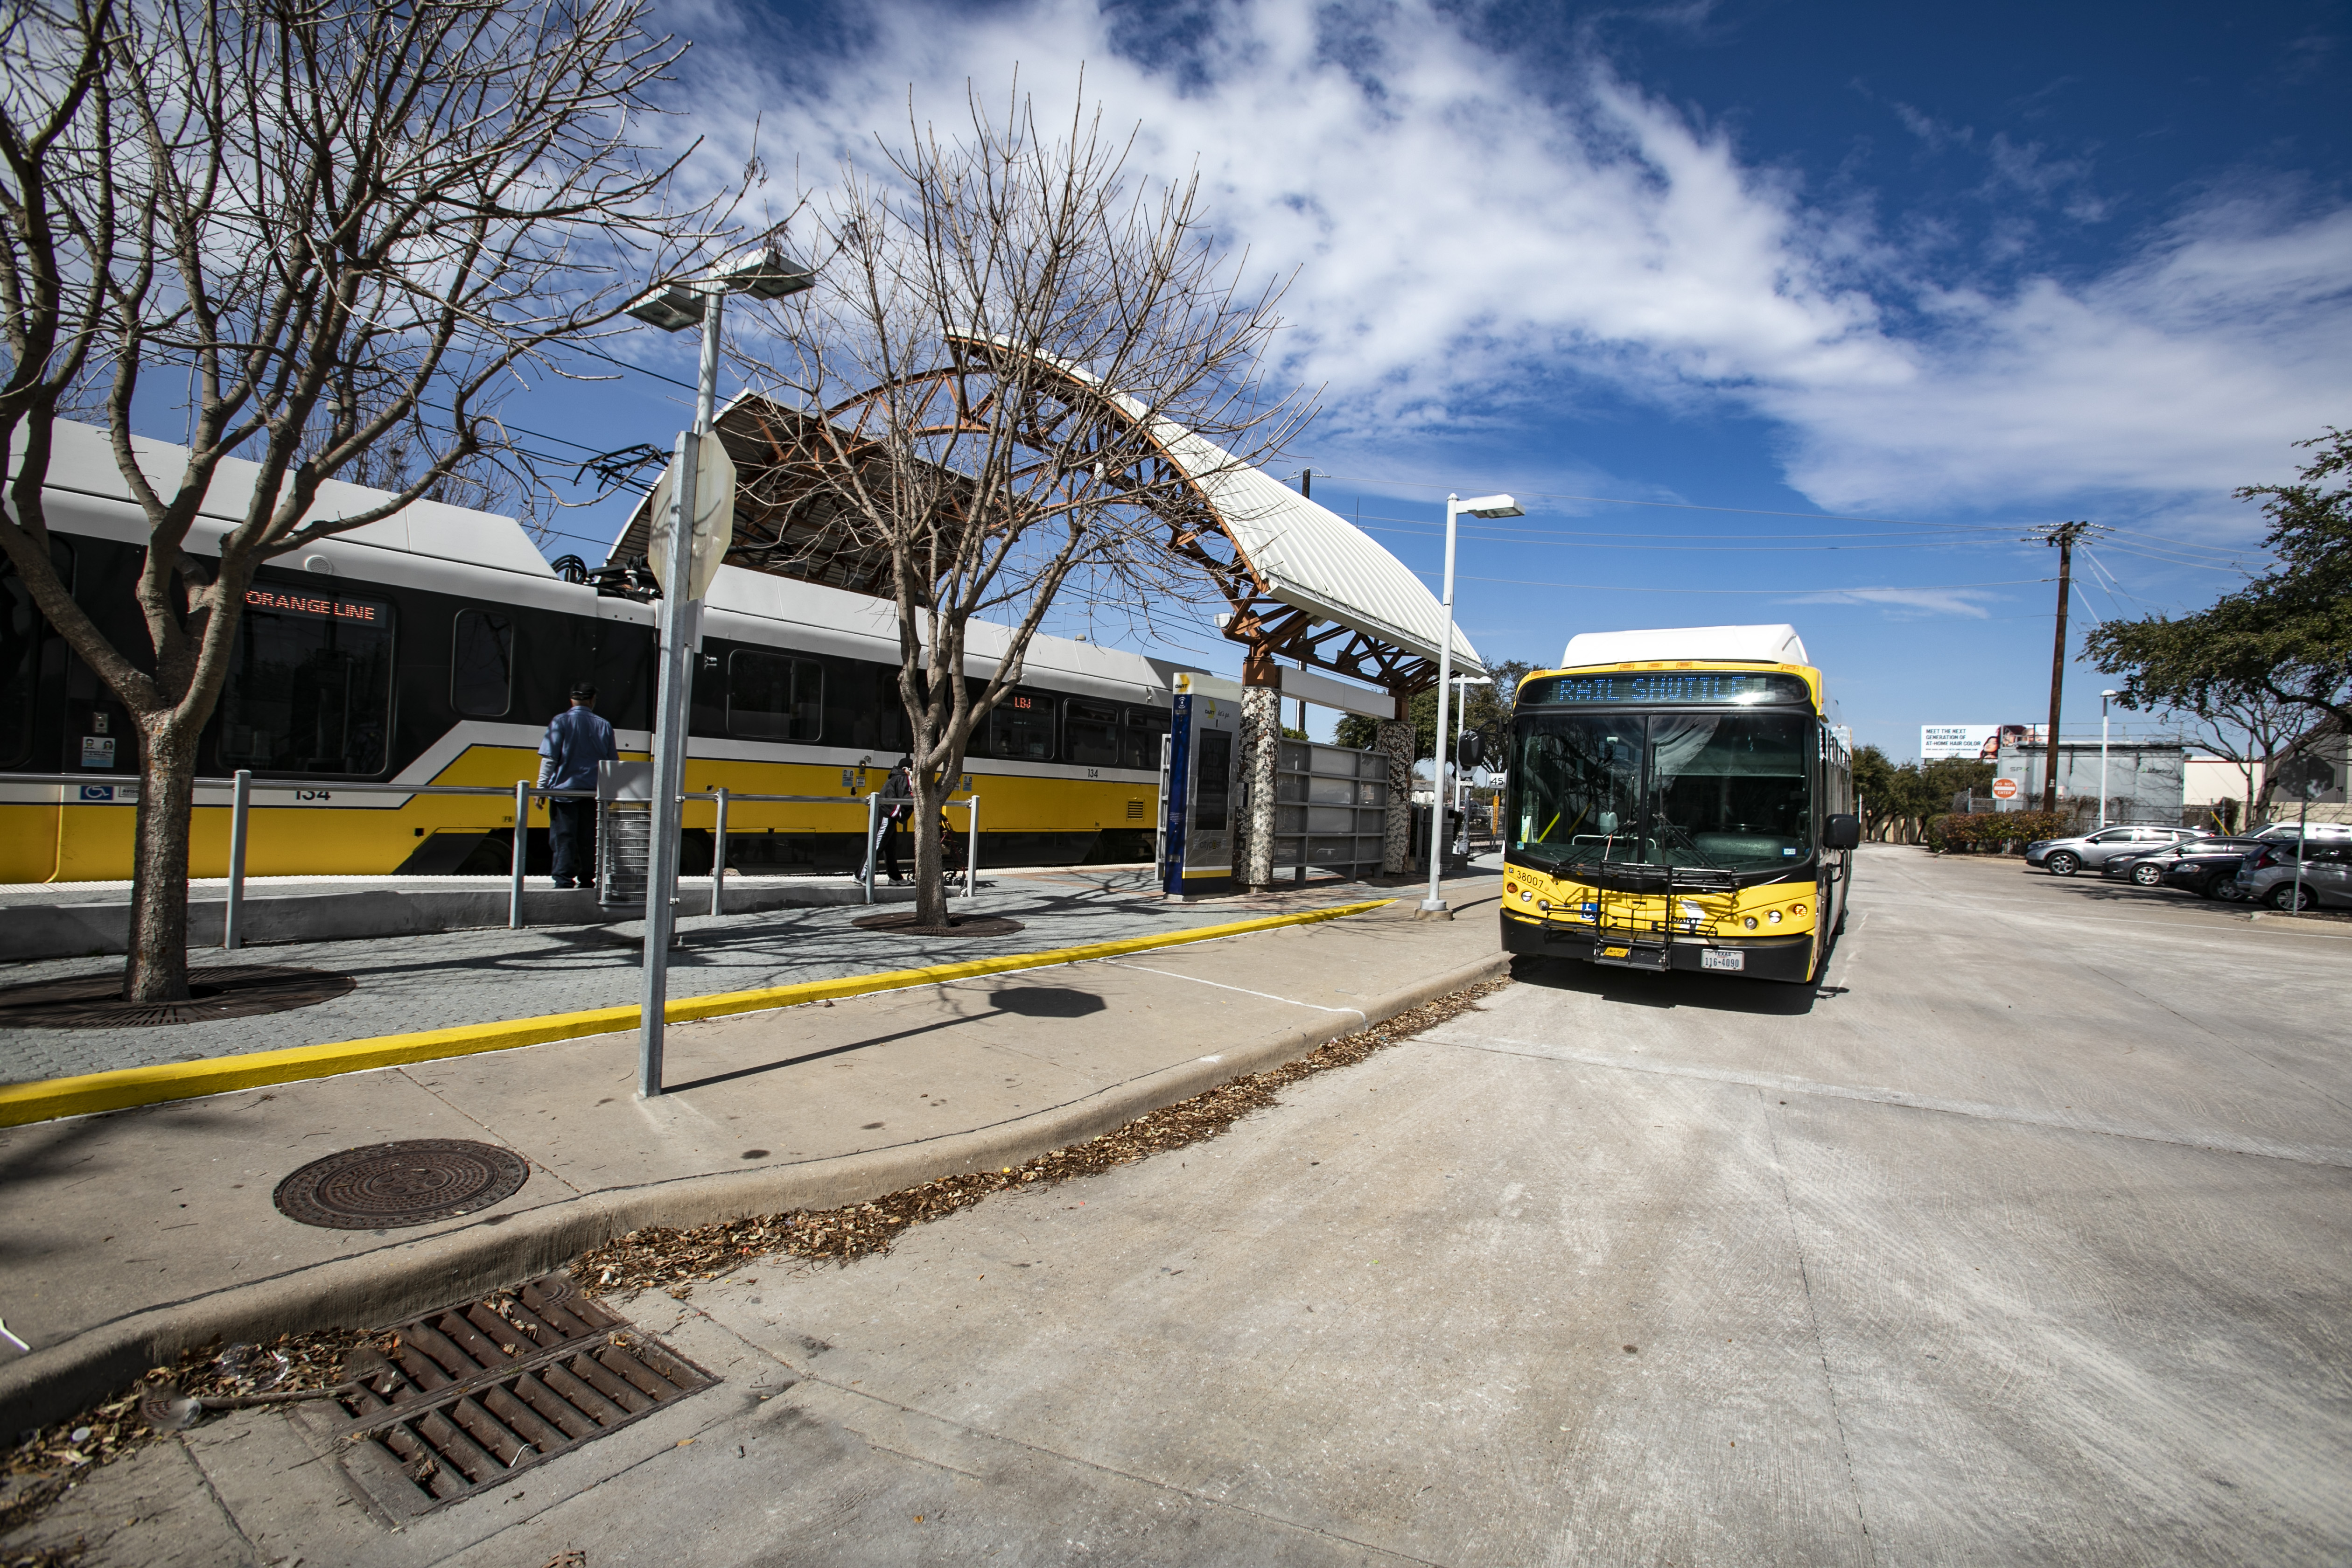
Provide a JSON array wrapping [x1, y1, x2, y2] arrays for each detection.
[[637, 289, 725, 1099]]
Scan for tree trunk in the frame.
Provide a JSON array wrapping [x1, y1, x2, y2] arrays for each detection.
[[911, 769, 948, 927], [125, 716, 199, 1002]]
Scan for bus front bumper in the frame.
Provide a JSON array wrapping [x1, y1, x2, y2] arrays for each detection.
[[1500, 910, 1814, 983]]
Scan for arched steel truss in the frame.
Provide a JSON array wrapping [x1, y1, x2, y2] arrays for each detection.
[[607, 338, 1439, 700]]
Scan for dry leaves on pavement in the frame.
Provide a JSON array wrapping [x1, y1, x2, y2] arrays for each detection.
[[569, 977, 1507, 1293]]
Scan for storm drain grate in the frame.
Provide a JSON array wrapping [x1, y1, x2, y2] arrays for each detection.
[[294, 1272, 714, 1519]]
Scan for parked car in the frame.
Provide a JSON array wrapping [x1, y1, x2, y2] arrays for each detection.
[[2025, 824, 2202, 876], [2249, 821, 2352, 842], [2236, 839, 2352, 910], [2104, 835, 2251, 887], [2151, 838, 2268, 900]]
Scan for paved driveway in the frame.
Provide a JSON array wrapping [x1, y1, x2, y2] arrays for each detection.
[[25, 846, 2352, 1566]]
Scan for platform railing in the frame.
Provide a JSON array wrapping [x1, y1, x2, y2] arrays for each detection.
[[0, 770, 981, 943]]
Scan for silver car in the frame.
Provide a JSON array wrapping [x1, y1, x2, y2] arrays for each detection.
[[2025, 824, 2200, 877], [2237, 840, 2352, 910]]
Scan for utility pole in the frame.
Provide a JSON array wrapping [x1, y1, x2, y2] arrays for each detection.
[[2028, 521, 2093, 813]]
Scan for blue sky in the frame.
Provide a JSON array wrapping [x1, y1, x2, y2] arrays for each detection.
[[428, 1, 2352, 756]]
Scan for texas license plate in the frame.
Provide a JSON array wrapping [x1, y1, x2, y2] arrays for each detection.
[[1701, 949, 1745, 972]]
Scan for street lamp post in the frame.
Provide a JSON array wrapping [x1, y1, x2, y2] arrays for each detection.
[[2100, 689, 2120, 828], [1421, 492, 1519, 917], [625, 247, 813, 1099]]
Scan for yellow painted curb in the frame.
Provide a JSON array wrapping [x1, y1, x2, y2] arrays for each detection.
[[0, 898, 1395, 1127]]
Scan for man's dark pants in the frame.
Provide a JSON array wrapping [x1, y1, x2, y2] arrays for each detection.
[[882, 816, 903, 881], [550, 798, 596, 887]]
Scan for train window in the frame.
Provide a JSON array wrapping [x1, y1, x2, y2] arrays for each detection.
[[1065, 699, 1120, 767], [1121, 705, 1168, 770], [728, 649, 822, 741], [990, 688, 1056, 761], [219, 587, 396, 775], [450, 609, 514, 717], [0, 552, 55, 768]]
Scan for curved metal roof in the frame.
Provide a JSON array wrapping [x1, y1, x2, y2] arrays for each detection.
[[1026, 346, 1484, 679]]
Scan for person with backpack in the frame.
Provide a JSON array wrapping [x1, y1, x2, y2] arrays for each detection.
[[881, 756, 913, 884], [539, 682, 619, 889]]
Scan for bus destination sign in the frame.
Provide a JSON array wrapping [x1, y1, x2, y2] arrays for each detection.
[[1523, 671, 1813, 708]]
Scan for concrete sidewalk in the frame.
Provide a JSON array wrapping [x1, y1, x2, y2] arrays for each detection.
[[0, 875, 1507, 1432], [1, 867, 1391, 1085]]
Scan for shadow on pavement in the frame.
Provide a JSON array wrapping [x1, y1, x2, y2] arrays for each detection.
[[1507, 952, 1828, 1016], [663, 984, 1108, 1095]]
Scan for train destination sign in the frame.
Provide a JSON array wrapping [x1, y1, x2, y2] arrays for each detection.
[[1521, 671, 1812, 708], [245, 588, 384, 622]]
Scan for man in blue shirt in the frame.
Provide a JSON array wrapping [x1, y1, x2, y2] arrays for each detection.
[[539, 682, 618, 889]]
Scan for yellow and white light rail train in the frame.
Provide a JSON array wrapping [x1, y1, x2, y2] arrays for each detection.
[[1, 422, 1176, 883]]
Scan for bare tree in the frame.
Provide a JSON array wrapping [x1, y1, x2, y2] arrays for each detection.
[[736, 87, 1306, 926], [1, 0, 723, 1001], [2156, 685, 2309, 829]]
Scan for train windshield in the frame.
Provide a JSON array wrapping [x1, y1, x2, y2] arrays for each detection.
[[1513, 710, 1813, 873]]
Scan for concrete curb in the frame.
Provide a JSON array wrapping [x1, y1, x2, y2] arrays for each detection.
[[0, 899, 1392, 1127], [0, 947, 1509, 1435]]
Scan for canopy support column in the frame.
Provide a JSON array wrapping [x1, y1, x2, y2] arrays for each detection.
[[1380, 695, 1416, 875]]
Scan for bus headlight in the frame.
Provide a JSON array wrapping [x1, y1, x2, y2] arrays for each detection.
[[1793, 903, 1807, 917], [1768, 910, 1782, 924], [1537, 900, 1551, 912], [1743, 916, 1758, 930]]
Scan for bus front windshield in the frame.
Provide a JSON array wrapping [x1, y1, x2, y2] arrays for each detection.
[[1513, 710, 1813, 874]]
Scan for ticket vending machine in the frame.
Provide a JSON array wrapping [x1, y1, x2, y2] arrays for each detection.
[[1160, 686, 1243, 898]]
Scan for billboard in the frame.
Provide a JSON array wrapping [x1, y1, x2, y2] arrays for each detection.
[[1922, 725, 1997, 761], [1922, 724, 2041, 761]]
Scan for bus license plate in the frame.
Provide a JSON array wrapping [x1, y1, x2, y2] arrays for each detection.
[[1701, 949, 1744, 972]]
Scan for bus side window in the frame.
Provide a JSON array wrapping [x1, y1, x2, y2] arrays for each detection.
[[450, 608, 515, 718]]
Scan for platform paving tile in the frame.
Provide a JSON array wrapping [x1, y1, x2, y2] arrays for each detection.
[[0, 868, 1405, 1084]]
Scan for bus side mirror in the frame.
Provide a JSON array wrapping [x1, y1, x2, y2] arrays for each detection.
[[1824, 813, 1861, 850]]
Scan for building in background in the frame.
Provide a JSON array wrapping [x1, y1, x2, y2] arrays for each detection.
[[1994, 738, 2187, 826]]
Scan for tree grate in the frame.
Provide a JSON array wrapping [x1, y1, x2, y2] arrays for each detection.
[[292, 1273, 714, 1520]]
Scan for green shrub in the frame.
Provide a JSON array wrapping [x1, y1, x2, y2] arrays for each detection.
[[1929, 810, 2071, 854]]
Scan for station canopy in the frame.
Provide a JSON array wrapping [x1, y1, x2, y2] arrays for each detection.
[[606, 336, 1482, 697]]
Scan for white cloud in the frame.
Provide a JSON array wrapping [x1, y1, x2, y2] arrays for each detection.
[[677, 0, 2352, 521], [1782, 586, 2005, 618]]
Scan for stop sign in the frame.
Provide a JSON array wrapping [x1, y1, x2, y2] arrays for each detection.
[[1991, 777, 2019, 800]]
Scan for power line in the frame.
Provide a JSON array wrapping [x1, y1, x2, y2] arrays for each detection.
[[1429, 572, 2054, 595], [1356, 521, 2013, 554], [1308, 473, 2053, 532]]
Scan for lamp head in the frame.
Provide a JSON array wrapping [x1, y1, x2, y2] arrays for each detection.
[[1460, 493, 1522, 518], [719, 245, 817, 301], [624, 283, 707, 333], [626, 246, 819, 332]]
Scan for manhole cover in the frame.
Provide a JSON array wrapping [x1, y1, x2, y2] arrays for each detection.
[[274, 1140, 530, 1230], [850, 911, 1024, 938], [0, 965, 356, 1029]]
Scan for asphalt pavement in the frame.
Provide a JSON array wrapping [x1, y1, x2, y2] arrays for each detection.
[[9, 846, 2348, 1566]]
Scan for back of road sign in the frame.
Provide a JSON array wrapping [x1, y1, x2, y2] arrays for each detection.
[[645, 434, 737, 601]]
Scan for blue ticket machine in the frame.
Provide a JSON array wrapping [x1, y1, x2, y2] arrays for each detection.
[[1161, 691, 1242, 898]]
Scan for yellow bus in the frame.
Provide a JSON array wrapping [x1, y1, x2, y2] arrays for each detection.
[[1499, 624, 1857, 985]]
